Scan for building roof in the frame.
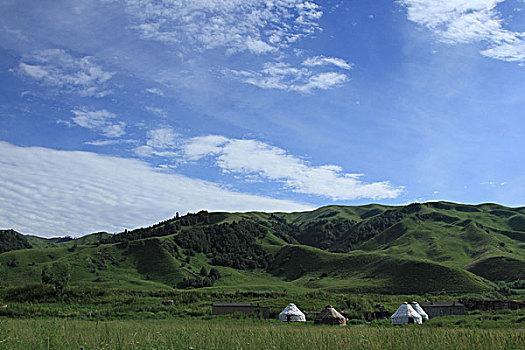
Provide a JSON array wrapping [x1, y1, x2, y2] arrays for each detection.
[[212, 303, 252, 307], [419, 301, 464, 307]]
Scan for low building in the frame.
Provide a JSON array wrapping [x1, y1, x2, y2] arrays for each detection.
[[211, 303, 270, 318], [419, 301, 465, 318]]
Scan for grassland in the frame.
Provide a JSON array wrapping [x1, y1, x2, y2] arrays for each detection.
[[0, 318, 522, 350]]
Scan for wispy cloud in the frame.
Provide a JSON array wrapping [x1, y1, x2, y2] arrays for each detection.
[[302, 55, 353, 70], [0, 25, 29, 42], [399, 0, 525, 64], [180, 135, 402, 200], [231, 61, 349, 93], [119, 0, 352, 92], [145, 106, 167, 117], [146, 127, 179, 148], [70, 108, 126, 137], [84, 139, 137, 146], [0, 142, 310, 236], [15, 49, 115, 96], [145, 87, 165, 96], [123, 0, 322, 55], [481, 181, 507, 186], [134, 127, 180, 158]]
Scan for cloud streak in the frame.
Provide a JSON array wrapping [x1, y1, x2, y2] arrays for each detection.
[[231, 60, 350, 93], [179, 135, 402, 200], [0, 142, 310, 237]]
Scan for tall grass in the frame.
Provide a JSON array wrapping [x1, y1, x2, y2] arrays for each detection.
[[0, 319, 522, 350]]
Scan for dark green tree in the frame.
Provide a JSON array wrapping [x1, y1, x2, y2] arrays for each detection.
[[0, 263, 8, 288], [41, 261, 71, 292]]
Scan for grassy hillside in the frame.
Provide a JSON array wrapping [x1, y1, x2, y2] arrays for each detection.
[[0, 202, 523, 295], [269, 245, 492, 294]]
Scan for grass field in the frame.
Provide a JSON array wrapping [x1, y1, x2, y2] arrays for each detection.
[[0, 318, 522, 350]]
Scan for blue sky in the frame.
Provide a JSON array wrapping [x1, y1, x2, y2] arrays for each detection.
[[0, 0, 524, 236]]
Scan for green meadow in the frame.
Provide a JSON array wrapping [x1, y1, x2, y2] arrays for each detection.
[[0, 318, 523, 350]]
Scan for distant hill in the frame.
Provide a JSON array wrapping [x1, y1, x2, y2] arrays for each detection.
[[1, 202, 523, 294], [25, 232, 111, 248]]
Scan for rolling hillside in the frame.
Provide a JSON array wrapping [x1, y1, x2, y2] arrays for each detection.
[[0, 202, 523, 295]]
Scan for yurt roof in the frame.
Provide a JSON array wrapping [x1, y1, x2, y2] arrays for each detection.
[[317, 305, 345, 320], [391, 302, 422, 320], [410, 302, 429, 319], [279, 303, 305, 316]]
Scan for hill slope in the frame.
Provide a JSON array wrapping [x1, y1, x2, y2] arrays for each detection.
[[0, 202, 523, 294]]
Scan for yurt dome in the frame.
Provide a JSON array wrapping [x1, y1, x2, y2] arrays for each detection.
[[391, 302, 423, 325], [410, 302, 429, 321], [279, 303, 306, 322], [314, 305, 346, 326]]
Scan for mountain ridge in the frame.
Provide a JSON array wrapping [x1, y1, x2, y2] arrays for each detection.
[[0, 201, 523, 295]]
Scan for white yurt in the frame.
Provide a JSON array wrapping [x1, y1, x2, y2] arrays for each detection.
[[391, 302, 423, 325], [410, 302, 429, 321], [279, 303, 306, 322]]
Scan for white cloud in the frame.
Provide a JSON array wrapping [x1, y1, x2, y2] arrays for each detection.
[[302, 55, 353, 70], [183, 135, 230, 161], [16, 49, 115, 96], [0, 142, 310, 237], [294, 72, 348, 93], [145, 106, 167, 117], [146, 128, 179, 148], [145, 87, 165, 96], [481, 40, 525, 63], [122, 0, 323, 55], [134, 128, 180, 158], [70, 108, 126, 137], [232, 61, 349, 93], [181, 135, 403, 200], [399, 0, 525, 64], [118, 1, 354, 92]]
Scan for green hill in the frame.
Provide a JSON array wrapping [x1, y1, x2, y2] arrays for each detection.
[[0, 202, 523, 295]]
